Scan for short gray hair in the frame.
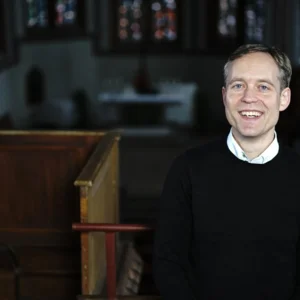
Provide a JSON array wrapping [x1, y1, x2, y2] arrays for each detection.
[[223, 44, 292, 91]]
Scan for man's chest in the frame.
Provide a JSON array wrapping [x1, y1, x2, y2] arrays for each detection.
[[191, 172, 300, 243]]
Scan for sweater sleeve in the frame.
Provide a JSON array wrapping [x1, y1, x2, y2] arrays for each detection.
[[152, 153, 196, 300]]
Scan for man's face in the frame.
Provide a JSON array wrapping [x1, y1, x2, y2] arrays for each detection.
[[222, 52, 290, 141]]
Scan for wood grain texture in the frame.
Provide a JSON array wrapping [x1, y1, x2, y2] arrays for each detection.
[[0, 130, 113, 299], [76, 134, 121, 295]]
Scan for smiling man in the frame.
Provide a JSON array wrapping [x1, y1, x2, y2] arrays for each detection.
[[153, 44, 300, 300], [223, 47, 291, 162]]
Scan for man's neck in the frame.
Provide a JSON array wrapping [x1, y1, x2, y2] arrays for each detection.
[[232, 129, 275, 160]]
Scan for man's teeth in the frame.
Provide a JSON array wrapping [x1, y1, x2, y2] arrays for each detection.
[[240, 111, 262, 118]]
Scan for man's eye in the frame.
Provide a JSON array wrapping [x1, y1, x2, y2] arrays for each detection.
[[259, 85, 269, 91], [232, 84, 242, 89]]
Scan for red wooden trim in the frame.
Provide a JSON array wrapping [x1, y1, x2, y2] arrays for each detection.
[[105, 232, 116, 300], [72, 223, 153, 298], [72, 223, 153, 232]]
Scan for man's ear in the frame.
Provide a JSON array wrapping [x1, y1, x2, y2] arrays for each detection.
[[222, 87, 226, 106], [279, 87, 291, 112]]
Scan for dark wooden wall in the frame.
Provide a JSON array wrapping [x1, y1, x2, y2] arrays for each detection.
[[0, 131, 104, 300]]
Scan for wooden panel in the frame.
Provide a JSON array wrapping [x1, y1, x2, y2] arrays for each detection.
[[87, 148, 118, 294], [0, 229, 79, 247], [0, 130, 107, 299], [20, 272, 81, 298], [0, 272, 16, 300], [13, 246, 80, 272], [75, 132, 121, 295], [1, 148, 83, 229], [0, 131, 104, 236], [16, 246, 81, 297]]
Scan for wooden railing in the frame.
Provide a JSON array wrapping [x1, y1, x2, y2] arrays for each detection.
[[74, 132, 121, 295], [72, 223, 155, 300]]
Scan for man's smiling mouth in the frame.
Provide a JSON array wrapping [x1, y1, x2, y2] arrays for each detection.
[[239, 110, 263, 118]]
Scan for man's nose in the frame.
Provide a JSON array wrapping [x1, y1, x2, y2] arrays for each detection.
[[242, 87, 257, 103]]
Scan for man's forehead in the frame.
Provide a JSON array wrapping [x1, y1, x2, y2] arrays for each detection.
[[228, 54, 280, 81], [230, 53, 278, 70]]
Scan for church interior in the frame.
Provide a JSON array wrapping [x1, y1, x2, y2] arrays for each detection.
[[1, 0, 300, 299]]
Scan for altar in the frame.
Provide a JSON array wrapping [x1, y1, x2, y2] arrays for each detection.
[[98, 93, 182, 126]]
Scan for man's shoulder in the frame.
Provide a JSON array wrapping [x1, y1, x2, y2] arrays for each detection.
[[178, 136, 227, 163]]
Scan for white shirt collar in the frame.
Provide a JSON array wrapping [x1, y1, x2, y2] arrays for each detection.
[[227, 128, 279, 164]]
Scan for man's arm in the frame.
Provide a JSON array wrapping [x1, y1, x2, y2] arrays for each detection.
[[153, 153, 196, 300]]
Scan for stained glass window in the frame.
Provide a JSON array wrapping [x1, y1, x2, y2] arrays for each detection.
[[55, 0, 77, 26], [218, 0, 237, 38], [151, 0, 178, 42], [244, 0, 266, 43], [26, 0, 48, 28], [118, 0, 144, 42]]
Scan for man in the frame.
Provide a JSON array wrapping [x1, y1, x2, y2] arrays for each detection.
[[153, 44, 300, 300]]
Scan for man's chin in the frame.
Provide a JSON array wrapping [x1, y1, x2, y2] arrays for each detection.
[[233, 127, 263, 139]]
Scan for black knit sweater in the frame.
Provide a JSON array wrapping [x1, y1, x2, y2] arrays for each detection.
[[153, 137, 300, 300]]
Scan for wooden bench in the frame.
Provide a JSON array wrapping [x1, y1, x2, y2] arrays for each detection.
[[0, 130, 120, 300], [73, 223, 154, 299], [78, 296, 161, 300]]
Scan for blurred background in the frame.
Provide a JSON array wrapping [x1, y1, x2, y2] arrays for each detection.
[[2, 0, 300, 200], [2, 0, 299, 133], [1, 0, 300, 298]]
